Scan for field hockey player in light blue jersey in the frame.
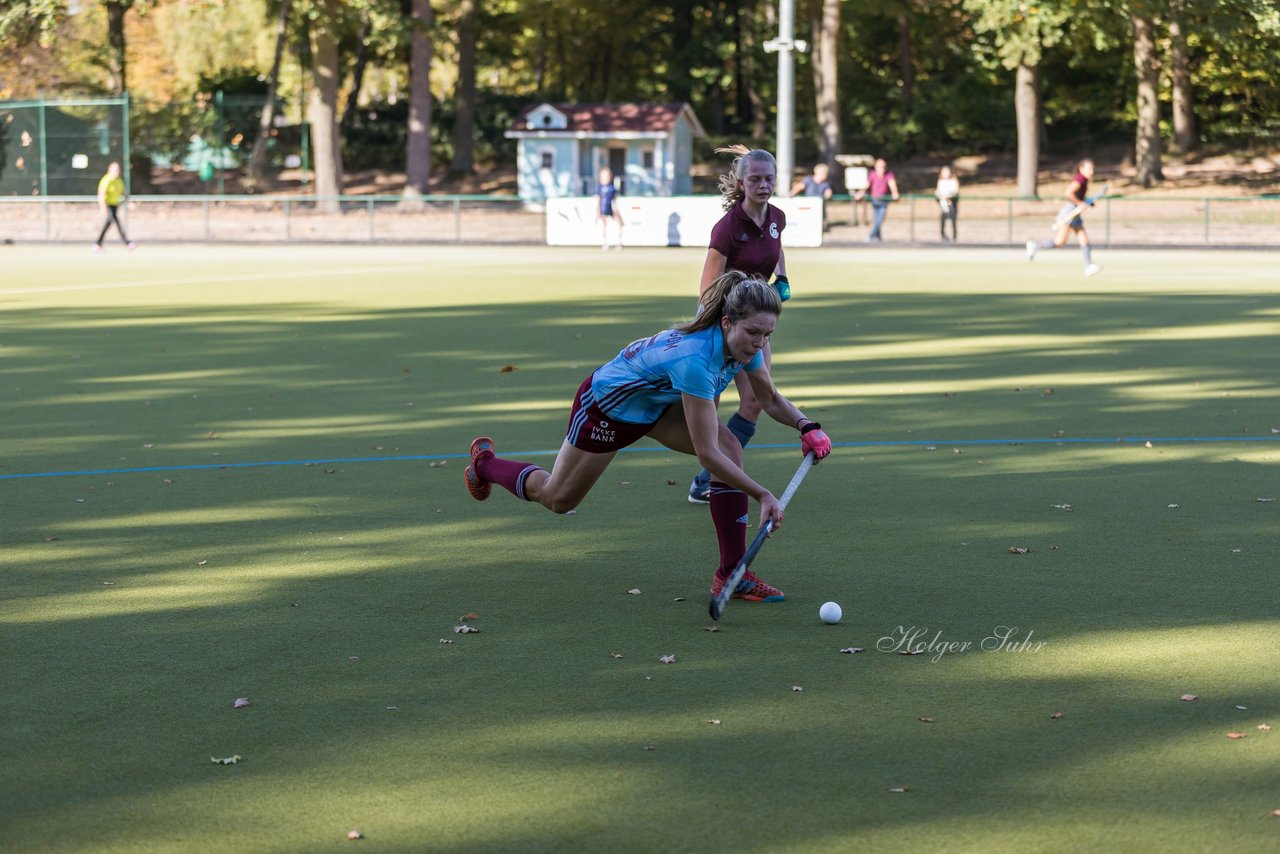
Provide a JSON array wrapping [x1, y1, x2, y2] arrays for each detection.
[[464, 270, 832, 606]]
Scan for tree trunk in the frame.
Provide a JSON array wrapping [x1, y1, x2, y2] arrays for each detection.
[[809, 0, 841, 165], [450, 0, 478, 174], [404, 0, 434, 199], [670, 1, 694, 102], [1014, 59, 1040, 199], [246, 0, 293, 192], [1168, 1, 1196, 154], [342, 14, 373, 129], [104, 0, 130, 95], [1132, 13, 1163, 187], [307, 0, 343, 211], [897, 3, 913, 110]]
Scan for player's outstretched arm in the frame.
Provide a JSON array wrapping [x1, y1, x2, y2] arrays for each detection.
[[744, 367, 832, 462]]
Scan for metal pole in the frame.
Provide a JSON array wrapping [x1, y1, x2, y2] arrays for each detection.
[[215, 90, 225, 196], [284, 198, 291, 239], [37, 93, 48, 196], [766, 0, 805, 196], [454, 198, 462, 241], [122, 92, 131, 193]]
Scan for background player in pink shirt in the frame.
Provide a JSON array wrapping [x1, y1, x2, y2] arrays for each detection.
[[465, 271, 831, 606]]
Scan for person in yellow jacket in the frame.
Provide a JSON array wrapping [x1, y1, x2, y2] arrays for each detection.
[[95, 162, 136, 251]]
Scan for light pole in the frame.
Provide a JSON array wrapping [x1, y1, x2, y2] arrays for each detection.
[[764, 0, 808, 196]]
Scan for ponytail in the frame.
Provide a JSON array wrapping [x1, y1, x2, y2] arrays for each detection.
[[715, 145, 777, 211], [678, 270, 782, 334]]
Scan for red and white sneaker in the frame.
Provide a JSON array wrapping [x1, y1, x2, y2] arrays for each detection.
[[464, 436, 495, 501], [710, 569, 785, 603]]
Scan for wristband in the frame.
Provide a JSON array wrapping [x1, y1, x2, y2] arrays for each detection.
[[799, 421, 822, 435], [771, 274, 791, 303]]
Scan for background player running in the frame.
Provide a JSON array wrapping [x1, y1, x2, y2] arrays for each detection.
[[464, 271, 832, 606], [1026, 158, 1103, 276], [686, 145, 790, 505]]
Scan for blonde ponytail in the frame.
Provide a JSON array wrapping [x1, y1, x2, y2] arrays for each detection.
[[678, 270, 782, 334]]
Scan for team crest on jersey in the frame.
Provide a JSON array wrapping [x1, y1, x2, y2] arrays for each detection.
[[769, 222, 779, 239]]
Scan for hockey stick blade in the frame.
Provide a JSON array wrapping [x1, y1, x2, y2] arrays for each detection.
[[708, 452, 816, 621]]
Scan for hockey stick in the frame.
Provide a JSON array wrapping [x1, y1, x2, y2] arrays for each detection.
[[1051, 181, 1110, 231], [708, 452, 816, 621]]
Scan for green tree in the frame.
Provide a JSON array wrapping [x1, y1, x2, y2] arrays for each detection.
[[963, 0, 1070, 197]]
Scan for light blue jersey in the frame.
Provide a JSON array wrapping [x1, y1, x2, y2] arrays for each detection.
[[590, 325, 764, 424]]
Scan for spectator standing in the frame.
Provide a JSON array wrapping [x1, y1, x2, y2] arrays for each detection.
[[94, 161, 135, 252], [595, 166, 624, 250], [866, 158, 899, 242], [936, 165, 960, 242]]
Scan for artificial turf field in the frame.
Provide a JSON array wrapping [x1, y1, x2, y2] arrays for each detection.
[[2, 244, 1278, 853]]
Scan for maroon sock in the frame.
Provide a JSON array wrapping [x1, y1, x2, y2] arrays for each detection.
[[709, 482, 748, 580], [476, 453, 544, 501]]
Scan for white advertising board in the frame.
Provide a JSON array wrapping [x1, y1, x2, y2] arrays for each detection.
[[546, 196, 824, 248]]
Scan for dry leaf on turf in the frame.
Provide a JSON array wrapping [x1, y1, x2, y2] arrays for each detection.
[[1050, 712, 1064, 720], [1258, 724, 1272, 732], [500, 364, 517, 374], [610, 653, 623, 659], [839, 647, 864, 654], [626, 589, 641, 595], [918, 717, 936, 723], [211, 755, 241, 765], [1181, 694, 1198, 701], [659, 654, 676, 664], [458, 612, 479, 621], [452, 625, 479, 634], [347, 830, 364, 840], [1168, 503, 1179, 509], [439, 639, 454, 644], [1272, 809, 1280, 817], [703, 626, 719, 632], [1255, 497, 1275, 503], [429, 460, 447, 468], [1227, 732, 1247, 739], [1050, 504, 1072, 511], [889, 786, 911, 793], [667, 480, 677, 485], [1008, 546, 1030, 555], [197, 559, 208, 566], [673, 597, 686, 602], [792, 685, 804, 692], [707, 719, 721, 725], [1236, 705, 1248, 711], [232, 697, 250, 709]]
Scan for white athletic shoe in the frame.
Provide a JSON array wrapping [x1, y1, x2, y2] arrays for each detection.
[[1025, 240, 1038, 260], [1084, 263, 1102, 277]]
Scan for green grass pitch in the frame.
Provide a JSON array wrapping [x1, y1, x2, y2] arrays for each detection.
[[2, 244, 1278, 852]]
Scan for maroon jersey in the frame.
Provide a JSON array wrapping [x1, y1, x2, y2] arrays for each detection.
[[708, 201, 785, 280], [1071, 172, 1089, 203]]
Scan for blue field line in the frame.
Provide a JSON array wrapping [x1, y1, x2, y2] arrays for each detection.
[[2, 435, 1277, 481]]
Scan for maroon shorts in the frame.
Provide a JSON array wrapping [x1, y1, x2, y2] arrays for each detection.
[[565, 375, 662, 453]]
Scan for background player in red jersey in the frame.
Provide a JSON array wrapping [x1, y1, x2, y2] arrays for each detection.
[[687, 145, 791, 505], [1026, 157, 1105, 277]]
